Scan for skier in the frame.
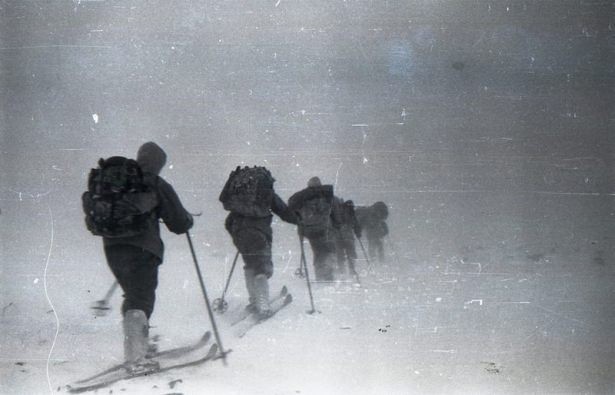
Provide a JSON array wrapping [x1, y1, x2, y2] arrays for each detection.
[[355, 201, 389, 262], [219, 166, 296, 319], [332, 198, 362, 279], [288, 176, 336, 281], [82, 142, 194, 372]]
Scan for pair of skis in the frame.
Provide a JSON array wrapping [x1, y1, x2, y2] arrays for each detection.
[[68, 287, 294, 393], [231, 286, 293, 338], [66, 331, 218, 393]]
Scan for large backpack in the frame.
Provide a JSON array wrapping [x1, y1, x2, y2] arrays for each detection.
[[297, 187, 334, 236], [372, 201, 389, 220], [220, 166, 274, 217], [82, 156, 157, 238]]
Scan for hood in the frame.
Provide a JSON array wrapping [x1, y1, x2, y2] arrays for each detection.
[[137, 142, 167, 175], [372, 201, 388, 219], [307, 176, 322, 187]]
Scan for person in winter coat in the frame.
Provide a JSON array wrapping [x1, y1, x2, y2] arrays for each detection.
[[101, 142, 194, 372], [355, 201, 389, 262], [288, 176, 337, 281], [219, 167, 297, 319], [332, 198, 362, 279]]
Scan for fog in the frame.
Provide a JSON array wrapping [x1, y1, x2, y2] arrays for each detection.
[[1, 1, 614, 394]]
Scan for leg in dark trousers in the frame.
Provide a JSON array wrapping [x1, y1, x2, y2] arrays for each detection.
[[104, 245, 161, 319], [335, 236, 357, 277], [367, 238, 378, 262], [231, 227, 274, 317], [335, 237, 347, 275], [104, 245, 161, 366], [307, 233, 335, 281], [346, 238, 358, 276], [375, 238, 385, 262]]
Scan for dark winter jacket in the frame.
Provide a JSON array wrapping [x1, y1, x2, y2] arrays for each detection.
[[225, 193, 297, 241], [103, 142, 193, 259]]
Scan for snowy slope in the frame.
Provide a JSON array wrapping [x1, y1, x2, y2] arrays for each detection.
[[4, 192, 614, 395]]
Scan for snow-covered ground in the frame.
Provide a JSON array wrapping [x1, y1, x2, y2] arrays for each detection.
[[2, 186, 614, 394]]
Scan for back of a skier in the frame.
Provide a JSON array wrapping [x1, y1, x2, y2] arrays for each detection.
[[82, 142, 193, 372]]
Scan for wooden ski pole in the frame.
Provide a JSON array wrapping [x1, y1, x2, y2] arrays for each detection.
[[186, 233, 230, 365], [299, 234, 318, 314], [213, 250, 240, 313], [90, 281, 119, 316]]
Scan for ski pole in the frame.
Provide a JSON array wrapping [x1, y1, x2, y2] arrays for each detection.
[[186, 233, 229, 365], [294, 245, 305, 279], [102, 281, 119, 302], [213, 250, 240, 313], [356, 237, 372, 271], [299, 234, 318, 314], [91, 281, 119, 316], [385, 235, 402, 266]]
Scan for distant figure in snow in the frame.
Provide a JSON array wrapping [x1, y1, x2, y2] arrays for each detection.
[[219, 166, 296, 318], [331, 197, 362, 280], [355, 201, 389, 262], [82, 142, 194, 373], [288, 177, 337, 281]]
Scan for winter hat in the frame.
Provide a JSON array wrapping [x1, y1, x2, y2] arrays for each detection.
[[137, 142, 167, 175], [307, 176, 322, 187]]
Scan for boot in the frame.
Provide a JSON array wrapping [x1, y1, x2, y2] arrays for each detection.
[[123, 309, 159, 373], [244, 268, 257, 313], [253, 274, 271, 319]]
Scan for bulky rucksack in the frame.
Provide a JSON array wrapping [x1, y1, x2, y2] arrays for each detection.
[[82, 156, 157, 238], [299, 191, 333, 233], [220, 166, 274, 217], [372, 201, 389, 220]]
